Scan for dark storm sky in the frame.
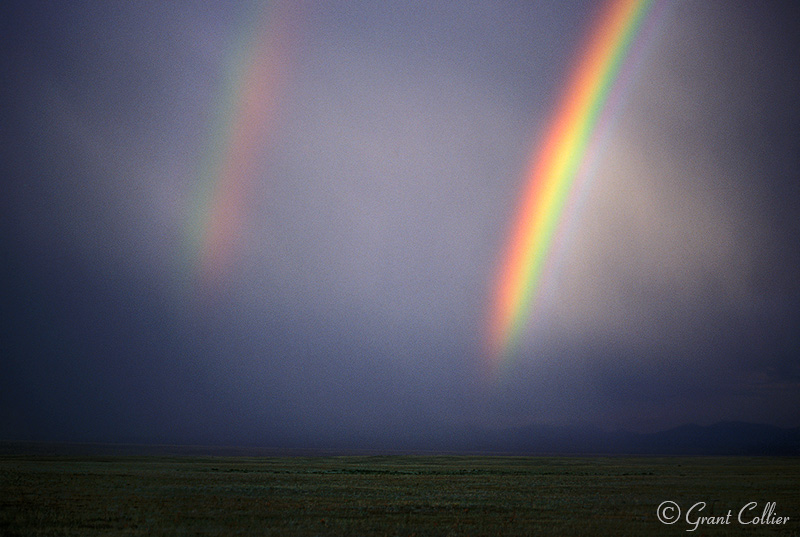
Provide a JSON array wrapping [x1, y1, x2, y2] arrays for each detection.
[[2, 0, 799, 448]]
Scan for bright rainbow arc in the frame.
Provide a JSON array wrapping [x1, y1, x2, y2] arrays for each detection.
[[486, 0, 654, 371]]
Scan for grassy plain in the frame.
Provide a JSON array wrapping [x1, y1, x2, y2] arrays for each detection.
[[1, 454, 798, 536]]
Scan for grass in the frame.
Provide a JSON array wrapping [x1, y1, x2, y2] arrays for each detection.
[[1, 454, 798, 536]]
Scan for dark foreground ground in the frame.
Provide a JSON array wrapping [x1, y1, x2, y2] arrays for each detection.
[[1, 454, 798, 536]]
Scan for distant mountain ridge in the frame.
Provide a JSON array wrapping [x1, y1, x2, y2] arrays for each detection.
[[469, 421, 800, 456], [2, 421, 798, 456]]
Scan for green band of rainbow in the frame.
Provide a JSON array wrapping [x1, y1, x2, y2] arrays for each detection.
[[486, 0, 654, 370]]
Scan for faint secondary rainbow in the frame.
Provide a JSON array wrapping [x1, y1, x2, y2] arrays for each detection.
[[486, 0, 657, 371], [188, 1, 298, 292]]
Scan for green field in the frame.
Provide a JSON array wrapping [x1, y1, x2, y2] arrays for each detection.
[[1, 455, 798, 536]]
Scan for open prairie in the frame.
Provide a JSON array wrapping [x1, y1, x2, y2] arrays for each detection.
[[1, 455, 798, 536]]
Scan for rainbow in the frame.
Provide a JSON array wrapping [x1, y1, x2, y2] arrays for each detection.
[[188, 1, 298, 291], [486, 0, 658, 371]]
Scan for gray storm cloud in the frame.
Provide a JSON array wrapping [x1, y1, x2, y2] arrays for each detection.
[[546, 130, 759, 351], [2, 0, 798, 444]]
